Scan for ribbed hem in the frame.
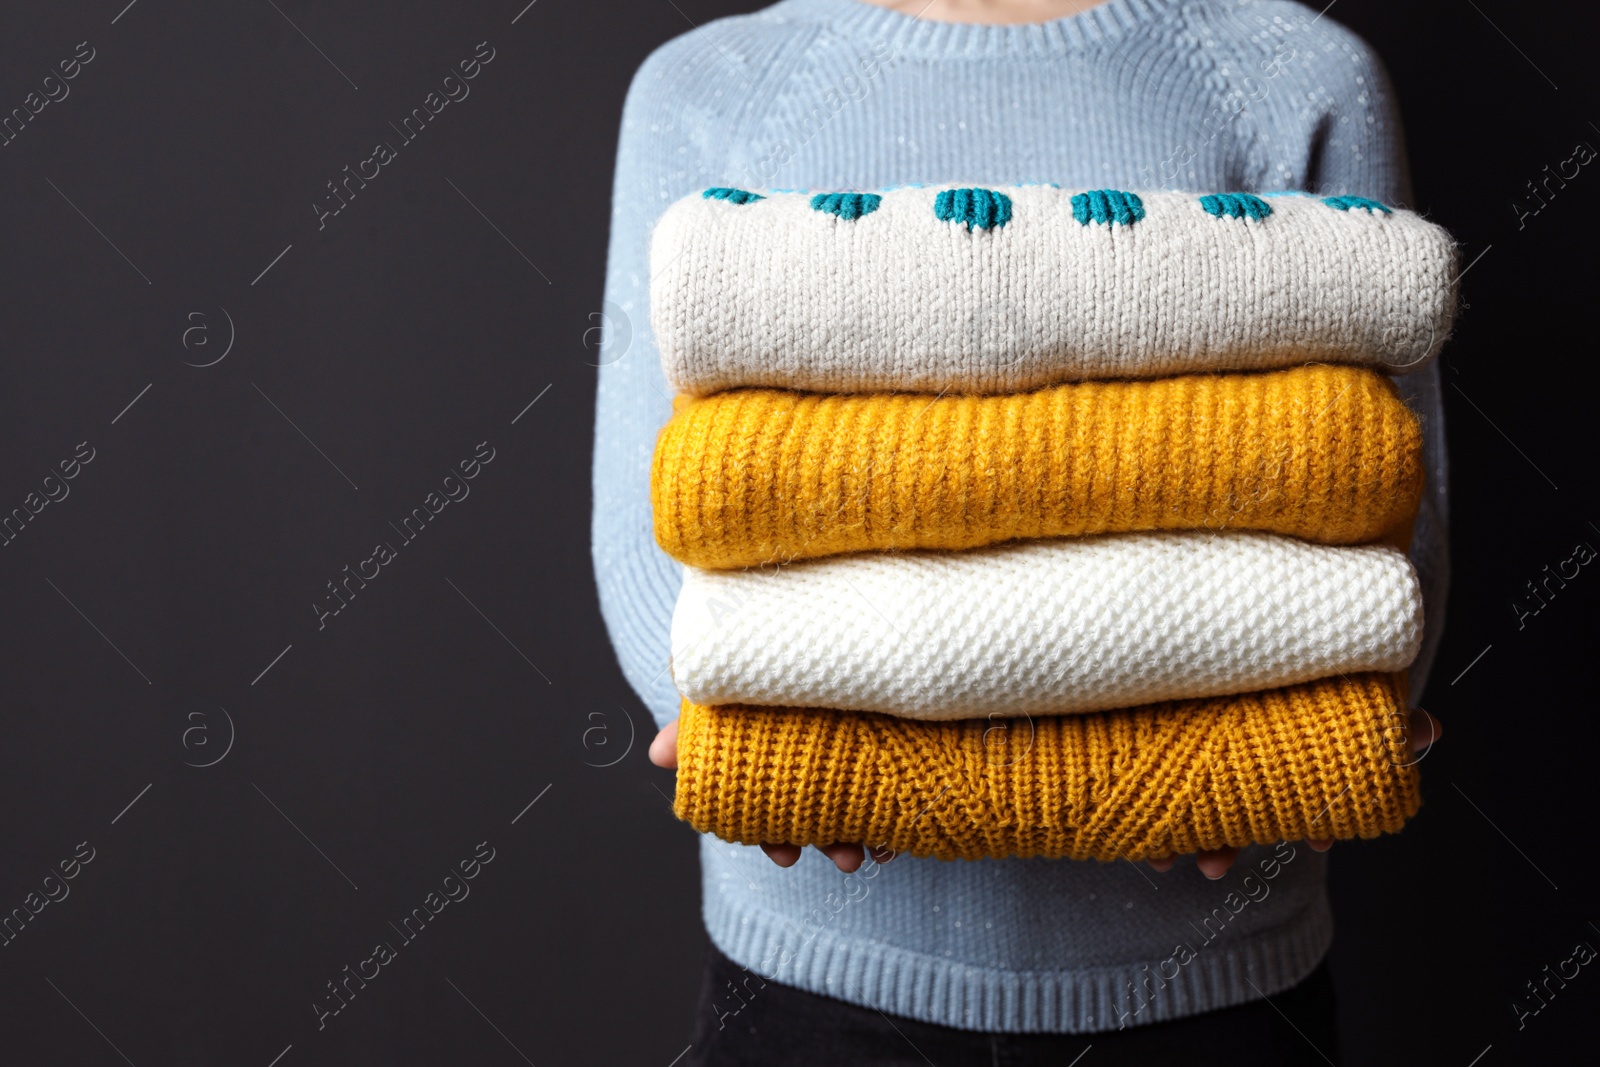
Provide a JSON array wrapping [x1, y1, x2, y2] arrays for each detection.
[[705, 881, 1334, 1033], [775, 0, 1186, 56]]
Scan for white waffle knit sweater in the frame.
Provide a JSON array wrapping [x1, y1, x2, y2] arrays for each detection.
[[651, 184, 1459, 396], [671, 531, 1423, 718]]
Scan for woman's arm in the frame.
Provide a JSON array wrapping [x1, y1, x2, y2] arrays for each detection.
[[1215, 3, 1449, 698], [592, 19, 801, 727], [1281, 18, 1451, 699], [593, 19, 880, 872], [591, 38, 730, 730]]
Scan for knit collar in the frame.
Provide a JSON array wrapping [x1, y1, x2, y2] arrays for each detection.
[[773, 0, 1186, 56]]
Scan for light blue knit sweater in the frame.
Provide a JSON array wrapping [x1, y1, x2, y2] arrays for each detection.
[[592, 0, 1448, 1032]]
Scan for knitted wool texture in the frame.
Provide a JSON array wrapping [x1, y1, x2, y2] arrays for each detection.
[[600, 0, 1449, 1030], [651, 185, 1459, 396], [673, 673, 1420, 862], [671, 532, 1423, 718], [653, 364, 1422, 569]]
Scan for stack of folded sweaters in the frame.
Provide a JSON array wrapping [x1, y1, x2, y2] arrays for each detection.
[[647, 184, 1458, 863]]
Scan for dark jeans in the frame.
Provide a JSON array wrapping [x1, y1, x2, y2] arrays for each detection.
[[688, 944, 1340, 1066]]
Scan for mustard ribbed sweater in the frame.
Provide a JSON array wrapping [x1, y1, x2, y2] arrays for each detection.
[[653, 364, 1421, 570], [673, 673, 1420, 862]]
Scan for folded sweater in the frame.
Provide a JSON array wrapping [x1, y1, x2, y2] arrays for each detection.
[[671, 532, 1423, 718], [673, 672, 1420, 863], [651, 185, 1458, 396], [653, 364, 1422, 569]]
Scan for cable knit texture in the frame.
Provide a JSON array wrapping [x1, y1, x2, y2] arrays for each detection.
[[653, 364, 1422, 568], [592, 0, 1450, 1033], [652, 185, 1457, 395], [674, 673, 1421, 861], [671, 532, 1423, 716]]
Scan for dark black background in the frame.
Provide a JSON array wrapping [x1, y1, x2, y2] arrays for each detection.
[[0, 1, 1593, 1063]]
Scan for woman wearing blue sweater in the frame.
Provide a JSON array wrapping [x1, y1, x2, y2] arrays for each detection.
[[592, 0, 1448, 1062]]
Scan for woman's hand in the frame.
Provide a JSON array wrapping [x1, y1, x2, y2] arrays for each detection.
[[1147, 707, 1443, 878], [649, 718, 896, 872], [649, 708, 1442, 877]]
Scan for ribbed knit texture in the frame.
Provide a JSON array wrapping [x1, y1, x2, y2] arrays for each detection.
[[593, 0, 1450, 1033], [674, 673, 1420, 861], [652, 185, 1457, 396], [653, 364, 1422, 569], [672, 532, 1423, 716]]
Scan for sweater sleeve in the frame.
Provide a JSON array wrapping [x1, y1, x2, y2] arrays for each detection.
[[590, 30, 755, 729], [1191, 1, 1412, 207], [1307, 21, 1451, 701], [1249, 6, 1452, 699], [1296, 18, 1413, 207]]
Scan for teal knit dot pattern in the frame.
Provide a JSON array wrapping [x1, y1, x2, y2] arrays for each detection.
[[1199, 192, 1273, 221], [934, 187, 1013, 230], [810, 192, 883, 220], [1071, 189, 1145, 227], [691, 187, 1416, 230], [1323, 195, 1393, 214], [702, 187, 764, 205]]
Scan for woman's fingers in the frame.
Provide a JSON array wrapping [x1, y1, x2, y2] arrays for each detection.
[[1148, 849, 1239, 877], [756, 843, 892, 870], [1195, 846, 1242, 880], [1410, 708, 1442, 753], [1145, 848, 1239, 878], [819, 843, 866, 872], [760, 843, 802, 867], [648, 718, 679, 769]]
